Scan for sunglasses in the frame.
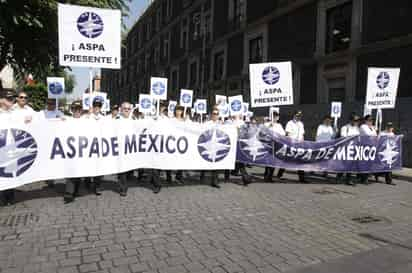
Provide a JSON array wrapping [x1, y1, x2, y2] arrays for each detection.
[[18, 96, 27, 99], [212, 112, 219, 115], [122, 108, 131, 110]]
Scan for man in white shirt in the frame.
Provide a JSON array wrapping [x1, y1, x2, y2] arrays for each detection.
[[116, 102, 136, 197], [264, 110, 286, 182], [285, 110, 305, 141], [360, 115, 377, 136], [12, 91, 35, 124], [39, 98, 65, 120], [316, 115, 336, 142], [337, 114, 361, 186], [0, 91, 18, 206], [279, 110, 306, 183]]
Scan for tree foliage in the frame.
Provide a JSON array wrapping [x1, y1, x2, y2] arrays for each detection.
[[23, 83, 48, 111], [0, 0, 130, 80]]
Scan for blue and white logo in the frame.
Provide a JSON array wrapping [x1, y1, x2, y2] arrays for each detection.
[[239, 127, 270, 161], [231, 100, 242, 112], [141, 98, 152, 109], [49, 82, 64, 95], [0, 129, 38, 178], [152, 82, 166, 96], [182, 93, 191, 104], [77, 12, 104, 38], [197, 129, 231, 163], [262, 66, 280, 85], [197, 102, 205, 111], [84, 97, 90, 107], [379, 138, 399, 168], [377, 72, 390, 90], [168, 103, 176, 113]]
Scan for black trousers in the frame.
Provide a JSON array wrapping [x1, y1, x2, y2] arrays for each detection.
[[65, 178, 81, 197], [1, 189, 15, 204], [118, 171, 132, 194]]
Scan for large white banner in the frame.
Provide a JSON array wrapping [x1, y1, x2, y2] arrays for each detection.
[[366, 67, 400, 109], [58, 4, 121, 69], [249, 62, 294, 107], [0, 119, 238, 190]]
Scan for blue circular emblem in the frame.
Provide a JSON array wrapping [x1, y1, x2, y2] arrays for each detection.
[[262, 66, 280, 85], [376, 72, 390, 90], [77, 12, 104, 38], [182, 93, 191, 104], [141, 98, 151, 109], [49, 82, 64, 95], [152, 82, 166, 96], [198, 103, 205, 111], [0, 129, 38, 178], [231, 100, 242, 112], [197, 129, 231, 163]]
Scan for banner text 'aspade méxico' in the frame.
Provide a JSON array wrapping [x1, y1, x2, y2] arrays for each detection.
[[0, 120, 238, 191], [237, 125, 402, 173]]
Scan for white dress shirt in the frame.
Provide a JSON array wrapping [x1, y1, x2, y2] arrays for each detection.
[[265, 122, 286, 136], [340, 124, 360, 137], [360, 124, 377, 136], [285, 119, 305, 141], [316, 124, 335, 142]]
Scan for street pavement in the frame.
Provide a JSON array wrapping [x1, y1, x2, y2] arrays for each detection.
[[1, 168, 412, 273]]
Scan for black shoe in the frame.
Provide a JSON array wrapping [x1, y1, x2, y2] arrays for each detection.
[[153, 185, 161, 194], [346, 181, 356, 186], [119, 191, 127, 197], [211, 182, 221, 189], [64, 195, 74, 204], [242, 175, 251, 186]]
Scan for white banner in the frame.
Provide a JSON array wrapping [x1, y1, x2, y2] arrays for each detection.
[[47, 77, 65, 99], [139, 94, 153, 114], [58, 4, 121, 69], [249, 62, 294, 107], [228, 95, 243, 116], [150, 77, 168, 100], [0, 119, 238, 190], [180, 89, 193, 107], [366, 67, 400, 109], [331, 102, 342, 118]]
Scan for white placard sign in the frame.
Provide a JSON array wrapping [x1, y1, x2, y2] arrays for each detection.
[[228, 95, 243, 116], [47, 77, 65, 98], [58, 3, 121, 69], [103, 99, 110, 113], [242, 103, 249, 116], [82, 94, 91, 110], [249, 62, 294, 107], [331, 102, 342, 118], [195, 99, 207, 114], [150, 77, 168, 100], [215, 95, 227, 106], [180, 89, 193, 107], [139, 94, 153, 114], [219, 103, 230, 118], [168, 101, 177, 117], [366, 67, 400, 109]]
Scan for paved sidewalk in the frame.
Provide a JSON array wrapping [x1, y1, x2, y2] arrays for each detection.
[[0, 169, 412, 273]]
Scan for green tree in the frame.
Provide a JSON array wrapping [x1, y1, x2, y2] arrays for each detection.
[[64, 73, 76, 94], [0, 0, 130, 79], [23, 83, 48, 111]]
